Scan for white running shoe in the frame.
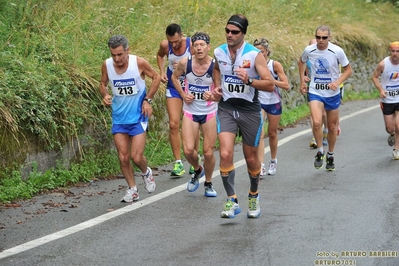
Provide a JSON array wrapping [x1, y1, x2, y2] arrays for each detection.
[[260, 163, 266, 177], [121, 187, 139, 202], [267, 159, 277, 175], [221, 198, 241, 218], [142, 167, 156, 193], [393, 149, 399, 160]]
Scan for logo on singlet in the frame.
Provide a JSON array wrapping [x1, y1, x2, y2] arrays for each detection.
[[114, 79, 136, 87], [389, 72, 399, 80], [243, 60, 251, 68], [314, 58, 330, 75], [386, 85, 399, 90], [224, 75, 243, 84], [194, 77, 204, 85], [188, 84, 208, 92], [314, 78, 331, 84]]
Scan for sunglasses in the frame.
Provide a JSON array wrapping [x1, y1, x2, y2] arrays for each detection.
[[225, 28, 241, 35], [315, 35, 329, 40], [253, 38, 269, 48]]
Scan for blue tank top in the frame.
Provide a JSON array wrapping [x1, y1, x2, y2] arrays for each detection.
[[166, 38, 191, 90], [106, 55, 148, 124]]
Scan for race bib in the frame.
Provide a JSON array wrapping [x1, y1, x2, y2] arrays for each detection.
[[386, 85, 399, 97], [113, 78, 139, 96], [223, 74, 250, 94], [179, 76, 185, 90], [188, 84, 208, 101], [313, 77, 332, 90]]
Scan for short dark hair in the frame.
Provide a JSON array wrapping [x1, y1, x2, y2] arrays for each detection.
[[165, 23, 182, 37], [108, 35, 128, 50]]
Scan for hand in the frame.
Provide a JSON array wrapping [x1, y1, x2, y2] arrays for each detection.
[[299, 83, 308, 95], [328, 81, 339, 91], [160, 73, 168, 83], [233, 66, 248, 83], [142, 101, 153, 118], [213, 87, 223, 100], [103, 95, 112, 106], [184, 93, 194, 103]]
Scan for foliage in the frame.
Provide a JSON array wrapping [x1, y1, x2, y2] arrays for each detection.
[[0, 149, 120, 203], [0, 1, 106, 158]]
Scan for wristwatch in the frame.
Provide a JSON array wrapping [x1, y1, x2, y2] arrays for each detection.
[[144, 98, 152, 105], [246, 78, 253, 86]]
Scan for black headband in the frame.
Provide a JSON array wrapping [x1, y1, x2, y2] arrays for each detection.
[[227, 15, 248, 34], [191, 35, 210, 44]]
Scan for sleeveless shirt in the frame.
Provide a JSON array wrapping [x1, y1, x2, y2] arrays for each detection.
[[166, 38, 191, 90], [183, 57, 217, 115], [258, 59, 281, 105], [380, 56, 399, 104], [106, 55, 147, 124], [214, 41, 261, 112]]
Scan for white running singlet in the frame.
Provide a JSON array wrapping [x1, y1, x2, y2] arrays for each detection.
[[380, 56, 399, 104], [183, 57, 217, 115]]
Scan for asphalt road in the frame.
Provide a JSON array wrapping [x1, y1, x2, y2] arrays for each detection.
[[1, 99, 398, 266]]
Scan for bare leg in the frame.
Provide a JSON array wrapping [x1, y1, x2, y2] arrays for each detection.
[[167, 97, 183, 161]]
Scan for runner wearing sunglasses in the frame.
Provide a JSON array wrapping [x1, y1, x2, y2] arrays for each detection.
[[298, 25, 353, 171], [209, 14, 275, 219]]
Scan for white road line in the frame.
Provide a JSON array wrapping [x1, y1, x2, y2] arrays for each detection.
[[0, 104, 379, 260]]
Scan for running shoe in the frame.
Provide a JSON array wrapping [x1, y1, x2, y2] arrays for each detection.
[[260, 163, 266, 177], [247, 195, 260, 218], [337, 127, 341, 136], [142, 167, 156, 193], [314, 151, 325, 169], [121, 187, 139, 202], [309, 138, 317, 149], [322, 131, 328, 146], [326, 156, 335, 171], [267, 159, 277, 175], [187, 165, 204, 192], [204, 184, 218, 197], [171, 162, 185, 176], [189, 154, 201, 175], [388, 134, 395, 147], [393, 149, 399, 160], [221, 198, 241, 218]]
